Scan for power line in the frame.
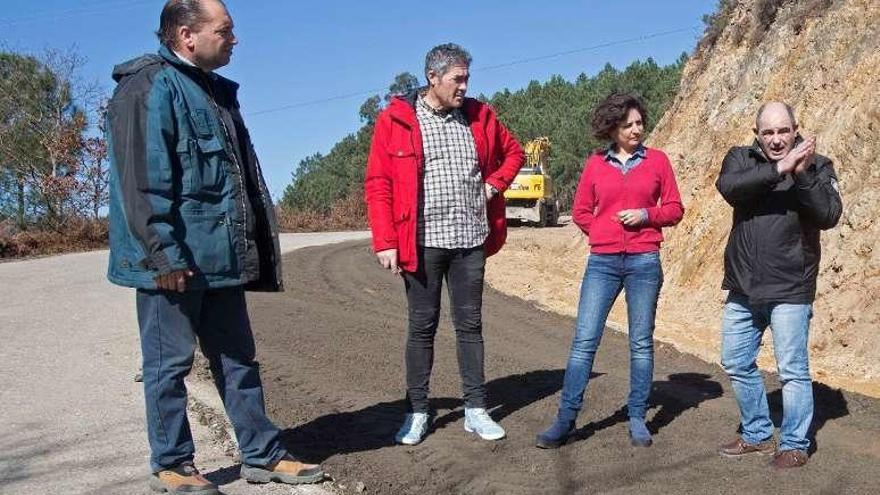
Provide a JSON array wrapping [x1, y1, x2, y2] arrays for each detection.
[[244, 25, 702, 118], [475, 27, 698, 72], [0, 0, 155, 27], [247, 88, 388, 117]]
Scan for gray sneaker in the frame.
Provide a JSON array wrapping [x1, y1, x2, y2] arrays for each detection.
[[464, 408, 506, 440], [395, 412, 430, 445]]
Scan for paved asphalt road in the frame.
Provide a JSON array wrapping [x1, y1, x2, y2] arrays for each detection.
[[0, 232, 368, 495]]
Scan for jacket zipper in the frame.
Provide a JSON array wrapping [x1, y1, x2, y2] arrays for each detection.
[[202, 75, 249, 253]]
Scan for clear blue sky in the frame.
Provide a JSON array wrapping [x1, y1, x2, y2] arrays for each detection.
[[1, 0, 717, 200]]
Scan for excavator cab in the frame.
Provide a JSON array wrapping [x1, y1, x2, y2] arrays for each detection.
[[504, 137, 559, 227]]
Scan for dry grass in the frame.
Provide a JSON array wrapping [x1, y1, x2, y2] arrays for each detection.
[[0, 218, 109, 259], [276, 191, 367, 232]]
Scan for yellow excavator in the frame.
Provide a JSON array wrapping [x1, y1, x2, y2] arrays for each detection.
[[504, 137, 559, 227]]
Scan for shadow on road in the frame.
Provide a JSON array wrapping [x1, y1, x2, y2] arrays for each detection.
[[279, 369, 567, 463], [648, 372, 724, 432], [767, 381, 849, 455], [570, 372, 723, 444], [203, 464, 241, 487]]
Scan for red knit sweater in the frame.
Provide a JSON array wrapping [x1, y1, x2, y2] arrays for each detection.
[[571, 148, 684, 254]]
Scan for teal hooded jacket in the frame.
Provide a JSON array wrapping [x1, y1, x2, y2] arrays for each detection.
[[106, 46, 282, 291]]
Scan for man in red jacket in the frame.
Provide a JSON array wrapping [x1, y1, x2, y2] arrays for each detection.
[[365, 43, 524, 445]]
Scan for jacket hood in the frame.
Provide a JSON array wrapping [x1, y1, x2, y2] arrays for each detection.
[[111, 46, 188, 83], [111, 54, 163, 83], [387, 88, 422, 116]]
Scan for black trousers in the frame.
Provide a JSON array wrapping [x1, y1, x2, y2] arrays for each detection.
[[403, 245, 487, 413]]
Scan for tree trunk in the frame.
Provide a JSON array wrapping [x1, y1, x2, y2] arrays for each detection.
[[16, 175, 25, 230]]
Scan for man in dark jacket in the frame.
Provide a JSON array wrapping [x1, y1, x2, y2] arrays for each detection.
[[715, 101, 842, 469], [364, 43, 523, 446], [107, 1, 322, 492]]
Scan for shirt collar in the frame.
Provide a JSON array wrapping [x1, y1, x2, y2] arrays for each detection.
[[172, 50, 199, 68], [417, 92, 456, 118], [604, 143, 646, 161]]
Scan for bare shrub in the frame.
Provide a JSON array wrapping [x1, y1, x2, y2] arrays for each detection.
[[790, 0, 834, 35], [0, 217, 108, 259], [276, 190, 367, 233], [697, 0, 738, 55]]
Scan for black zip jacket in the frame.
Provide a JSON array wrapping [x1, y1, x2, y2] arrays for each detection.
[[715, 139, 842, 304]]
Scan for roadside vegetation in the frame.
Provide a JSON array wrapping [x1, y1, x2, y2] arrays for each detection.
[[0, 50, 109, 258]]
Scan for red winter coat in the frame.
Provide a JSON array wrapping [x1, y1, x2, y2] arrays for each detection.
[[364, 94, 524, 272], [572, 148, 684, 254]]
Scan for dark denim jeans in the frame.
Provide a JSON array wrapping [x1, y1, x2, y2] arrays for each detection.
[[721, 291, 813, 451], [136, 287, 286, 472], [402, 245, 487, 413], [558, 252, 663, 421]]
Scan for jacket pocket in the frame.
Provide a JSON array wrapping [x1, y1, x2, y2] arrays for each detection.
[[180, 210, 235, 275], [178, 136, 228, 195], [191, 108, 215, 138], [388, 146, 416, 176]]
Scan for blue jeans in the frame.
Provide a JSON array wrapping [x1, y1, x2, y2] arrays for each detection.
[[558, 252, 663, 421], [721, 292, 813, 451], [137, 287, 287, 472]]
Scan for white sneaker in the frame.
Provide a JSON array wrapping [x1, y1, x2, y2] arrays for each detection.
[[464, 408, 506, 441], [394, 412, 430, 445]]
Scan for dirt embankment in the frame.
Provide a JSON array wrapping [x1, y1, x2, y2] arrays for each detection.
[[488, 0, 880, 397]]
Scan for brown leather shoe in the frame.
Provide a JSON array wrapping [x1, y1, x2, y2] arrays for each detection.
[[770, 449, 809, 469], [149, 461, 219, 494], [240, 454, 324, 485], [718, 436, 776, 458]]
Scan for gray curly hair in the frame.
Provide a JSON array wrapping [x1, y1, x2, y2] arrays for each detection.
[[424, 43, 472, 83]]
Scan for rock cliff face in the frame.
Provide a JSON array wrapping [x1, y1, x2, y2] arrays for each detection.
[[647, 0, 879, 394], [486, 0, 880, 396]]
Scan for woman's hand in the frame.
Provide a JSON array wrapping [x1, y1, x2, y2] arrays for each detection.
[[615, 209, 648, 227]]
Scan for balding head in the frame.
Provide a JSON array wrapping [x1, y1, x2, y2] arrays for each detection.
[[157, 0, 236, 71], [755, 101, 797, 130], [754, 101, 799, 161]]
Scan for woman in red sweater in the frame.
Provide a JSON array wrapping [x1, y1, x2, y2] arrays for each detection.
[[536, 93, 684, 449]]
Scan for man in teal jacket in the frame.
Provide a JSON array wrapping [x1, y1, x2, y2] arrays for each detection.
[[107, 1, 322, 492]]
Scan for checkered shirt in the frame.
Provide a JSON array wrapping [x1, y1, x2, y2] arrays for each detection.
[[415, 94, 488, 249]]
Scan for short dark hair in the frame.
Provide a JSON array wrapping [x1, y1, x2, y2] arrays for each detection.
[[590, 92, 647, 142], [424, 43, 472, 83], [156, 0, 220, 49]]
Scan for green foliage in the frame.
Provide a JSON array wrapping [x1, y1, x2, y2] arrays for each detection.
[[0, 50, 99, 229], [280, 125, 372, 213], [384, 72, 420, 103], [282, 58, 686, 213], [358, 95, 381, 124]]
